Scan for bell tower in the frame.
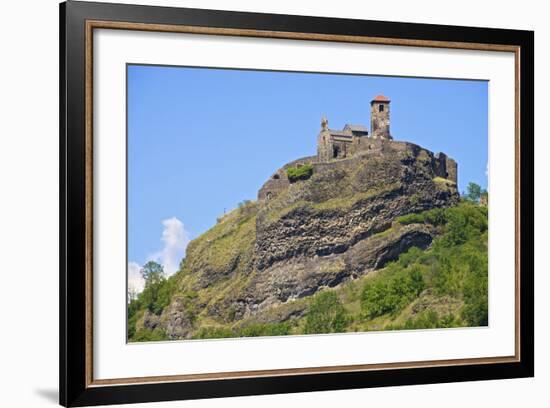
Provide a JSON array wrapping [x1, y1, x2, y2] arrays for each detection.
[[370, 95, 392, 140]]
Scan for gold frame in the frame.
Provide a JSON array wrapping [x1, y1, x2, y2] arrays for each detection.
[[84, 20, 521, 388]]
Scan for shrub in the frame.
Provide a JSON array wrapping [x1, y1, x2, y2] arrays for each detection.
[[139, 277, 177, 315], [127, 275, 186, 340], [361, 268, 425, 319], [388, 202, 488, 327], [192, 326, 235, 339], [132, 328, 168, 342], [410, 193, 421, 205], [238, 322, 291, 337], [397, 207, 447, 226], [127, 306, 140, 339], [304, 291, 348, 334], [461, 264, 488, 326], [287, 164, 313, 182], [386, 311, 461, 331]]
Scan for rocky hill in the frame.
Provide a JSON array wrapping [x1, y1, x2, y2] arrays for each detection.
[[128, 139, 475, 341]]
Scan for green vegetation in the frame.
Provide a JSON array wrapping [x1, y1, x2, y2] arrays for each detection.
[[433, 176, 454, 185], [191, 322, 291, 339], [311, 182, 400, 211], [139, 267, 175, 315], [192, 326, 235, 339], [132, 327, 168, 342], [361, 267, 425, 318], [303, 202, 486, 333], [462, 182, 488, 204], [185, 204, 257, 277], [286, 164, 313, 182], [127, 261, 176, 340], [386, 310, 460, 330], [304, 291, 348, 334], [127, 202, 259, 342], [397, 202, 488, 326], [129, 198, 488, 341], [239, 322, 292, 337], [396, 207, 447, 226], [433, 176, 457, 192]]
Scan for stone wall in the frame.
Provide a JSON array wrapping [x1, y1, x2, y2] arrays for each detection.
[[433, 152, 458, 185], [262, 139, 458, 202], [446, 157, 458, 185], [317, 131, 385, 163], [257, 156, 316, 201], [257, 177, 289, 201]]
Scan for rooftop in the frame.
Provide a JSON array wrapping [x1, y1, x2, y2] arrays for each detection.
[[344, 124, 369, 133], [371, 94, 390, 103], [328, 130, 353, 137]]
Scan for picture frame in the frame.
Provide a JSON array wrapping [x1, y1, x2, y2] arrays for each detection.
[[59, 1, 534, 406]]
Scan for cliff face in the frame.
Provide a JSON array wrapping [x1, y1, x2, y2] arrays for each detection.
[[142, 139, 459, 339], [255, 140, 457, 270]]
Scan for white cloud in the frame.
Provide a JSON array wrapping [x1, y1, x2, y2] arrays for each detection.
[[128, 217, 190, 296], [128, 261, 145, 299], [149, 217, 190, 276]]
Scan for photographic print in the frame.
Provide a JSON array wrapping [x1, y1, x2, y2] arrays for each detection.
[[60, 4, 533, 404], [126, 65, 489, 342]]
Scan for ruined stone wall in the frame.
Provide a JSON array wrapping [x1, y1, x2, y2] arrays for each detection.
[[258, 156, 316, 201], [446, 157, 458, 185], [433, 152, 458, 185], [433, 152, 448, 179], [318, 132, 383, 163], [331, 140, 351, 159], [257, 177, 289, 201]]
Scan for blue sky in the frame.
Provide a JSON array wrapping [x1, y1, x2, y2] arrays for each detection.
[[127, 64, 488, 286]]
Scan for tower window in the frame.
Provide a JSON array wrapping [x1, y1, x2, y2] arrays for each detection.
[[379, 104, 384, 112]]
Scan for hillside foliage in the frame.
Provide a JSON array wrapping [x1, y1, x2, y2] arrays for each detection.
[[127, 199, 488, 341]]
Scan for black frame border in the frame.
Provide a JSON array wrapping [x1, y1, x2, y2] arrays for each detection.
[[60, 1, 534, 406]]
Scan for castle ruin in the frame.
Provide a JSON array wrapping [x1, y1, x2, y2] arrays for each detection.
[[258, 94, 457, 201]]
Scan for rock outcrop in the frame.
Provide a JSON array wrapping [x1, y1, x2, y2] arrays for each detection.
[[158, 139, 459, 339]]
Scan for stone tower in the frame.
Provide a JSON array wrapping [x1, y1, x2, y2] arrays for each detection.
[[370, 95, 392, 140]]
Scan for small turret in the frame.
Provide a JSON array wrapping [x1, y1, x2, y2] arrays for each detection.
[[321, 116, 329, 131]]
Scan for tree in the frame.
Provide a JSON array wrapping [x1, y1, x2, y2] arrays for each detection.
[[480, 190, 489, 206], [465, 182, 482, 202], [127, 286, 139, 303], [463, 182, 489, 204], [140, 261, 165, 288], [137, 261, 168, 315], [305, 291, 348, 334]]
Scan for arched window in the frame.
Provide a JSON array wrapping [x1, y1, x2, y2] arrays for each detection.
[[379, 104, 384, 112]]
